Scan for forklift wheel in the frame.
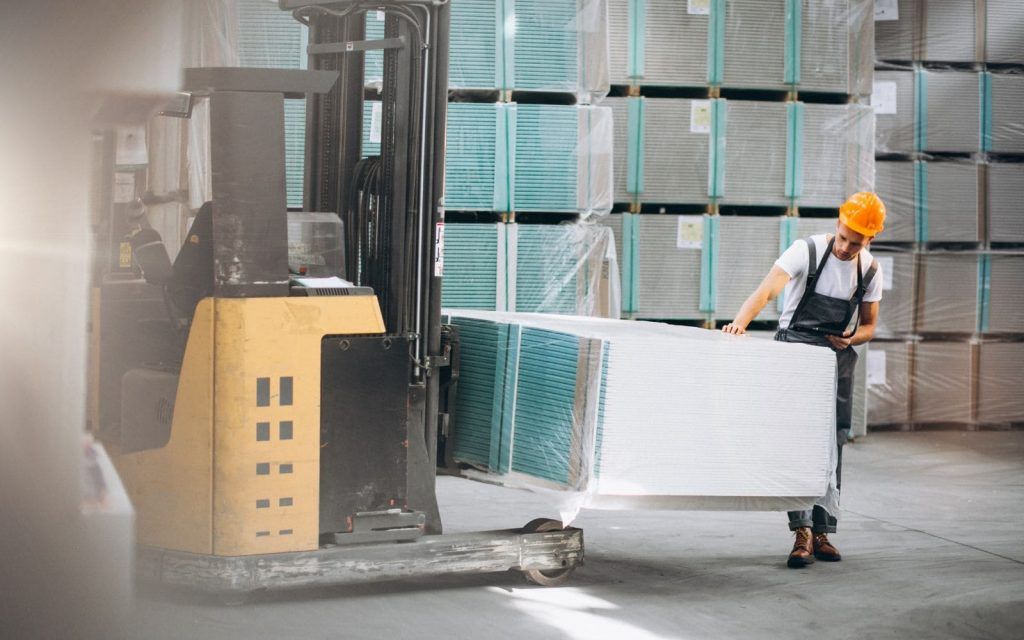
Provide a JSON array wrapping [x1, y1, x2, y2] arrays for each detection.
[[520, 518, 575, 587]]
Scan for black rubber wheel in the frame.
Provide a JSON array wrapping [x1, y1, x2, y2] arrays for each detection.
[[520, 518, 575, 587]]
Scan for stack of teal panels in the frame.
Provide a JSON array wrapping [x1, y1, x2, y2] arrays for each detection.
[[441, 224, 503, 310], [444, 103, 502, 211], [441, 223, 614, 316], [443, 104, 612, 214]]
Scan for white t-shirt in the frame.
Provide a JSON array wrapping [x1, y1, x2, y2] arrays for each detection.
[[776, 234, 883, 330]]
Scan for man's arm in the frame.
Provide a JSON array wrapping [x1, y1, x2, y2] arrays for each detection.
[[825, 300, 878, 350], [721, 265, 792, 335]]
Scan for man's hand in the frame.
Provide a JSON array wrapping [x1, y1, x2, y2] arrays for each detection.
[[721, 323, 746, 335], [826, 333, 853, 351]]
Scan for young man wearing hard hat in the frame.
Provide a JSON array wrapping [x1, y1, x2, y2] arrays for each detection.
[[722, 192, 887, 568]]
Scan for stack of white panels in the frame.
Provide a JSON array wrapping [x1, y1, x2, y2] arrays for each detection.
[[606, 97, 631, 203], [799, 104, 874, 209], [644, 0, 709, 87], [448, 311, 838, 511], [721, 101, 789, 206], [717, 217, 781, 322], [874, 161, 917, 243], [635, 215, 704, 320], [921, 0, 977, 63], [607, 0, 630, 85], [867, 340, 913, 426], [873, 69, 916, 154], [917, 253, 979, 333], [911, 341, 973, 423], [642, 98, 712, 204], [875, 0, 917, 62], [987, 164, 1024, 243], [987, 254, 1024, 334], [922, 162, 981, 243], [922, 70, 981, 154], [977, 342, 1024, 424], [872, 249, 918, 337], [986, 0, 1024, 64], [989, 73, 1024, 155], [721, 0, 787, 91]]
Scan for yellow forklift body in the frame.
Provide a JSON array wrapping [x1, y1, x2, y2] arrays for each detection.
[[110, 295, 385, 556]]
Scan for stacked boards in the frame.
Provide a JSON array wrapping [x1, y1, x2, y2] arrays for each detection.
[[446, 311, 838, 511]]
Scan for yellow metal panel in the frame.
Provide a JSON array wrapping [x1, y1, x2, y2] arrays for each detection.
[[211, 296, 385, 556], [109, 299, 216, 554]]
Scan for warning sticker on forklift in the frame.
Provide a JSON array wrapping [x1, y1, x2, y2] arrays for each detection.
[[676, 216, 703, 250], [690, 100, 712, 134], [434, 221, 445, 277]]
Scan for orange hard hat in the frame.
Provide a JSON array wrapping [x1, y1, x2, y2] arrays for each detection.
[[839, 191, 886, 238]]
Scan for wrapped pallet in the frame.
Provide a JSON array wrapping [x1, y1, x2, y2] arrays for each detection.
[[440, 222, 619, 318], [917, 252, 980, 333], [867, 340, 913, 427], [875, 0, 982, 64], [796, 103, 875, 209], [911, 340, 973, 424], [988, 72, 1024, 155], [608, 96, 713, 206], [919, 161, 983, 243], [977, 341, 1024, 425], [872, 68, 916, 154], [920, 69, 982, 154], [987, 164, 1024, 244], [986, 0, 1024, 64], [447, 311, 839, 514], [720, 101, 789, 206], [873, 160, 917, 243], [443, 0, 609, 102], [716, 216, 782, 322], [634, 214, 705, 320], [986, 253, 1024, 334], [871, 248, 918, 337], [444, 103, 614, 215]]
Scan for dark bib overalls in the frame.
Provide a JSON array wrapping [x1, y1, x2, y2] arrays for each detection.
[[775, 236, 878, 533]]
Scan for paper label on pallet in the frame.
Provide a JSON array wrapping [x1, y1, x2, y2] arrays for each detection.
[[877, 256, 894, 290], [370, 102, 382, 144], [867, 351, 887, 386], [676, 216, 703, 249], [871, 82, 898, 115], [434, 221, 445, 277], [874, 0, 899, 21], [376, 10, 385, 21], [113, 172, 135, 204], [690, 100, 712, 134], [688, 0, 710, 15]]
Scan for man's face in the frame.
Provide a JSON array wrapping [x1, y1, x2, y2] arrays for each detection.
[[833, 222, 870, 261]]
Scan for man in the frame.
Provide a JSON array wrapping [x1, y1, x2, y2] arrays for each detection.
[[722, 192, 886, 569]]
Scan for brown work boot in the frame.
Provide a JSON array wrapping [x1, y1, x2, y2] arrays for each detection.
[[813, 533, 842, 562], [787, 527, 815, 568]]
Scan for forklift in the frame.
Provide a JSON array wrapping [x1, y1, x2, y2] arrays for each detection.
[[89, 0, 582, 600]]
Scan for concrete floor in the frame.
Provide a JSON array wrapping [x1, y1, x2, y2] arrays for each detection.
[[132, 432, 1024, 640]]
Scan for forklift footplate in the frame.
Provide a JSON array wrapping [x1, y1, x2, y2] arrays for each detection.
[[136, 526, 583, 596]]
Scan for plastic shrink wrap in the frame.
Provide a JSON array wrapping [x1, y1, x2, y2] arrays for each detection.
[[444, 103, 613, 216], [439, 0, 610, 102], [441, 222, 620, 319], [443, 311, 840, 517], [609, 0, 873, 96], [607, 97, 873, 208]]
